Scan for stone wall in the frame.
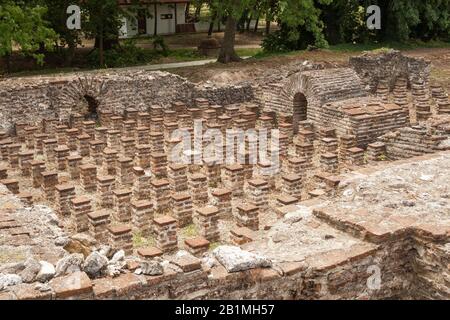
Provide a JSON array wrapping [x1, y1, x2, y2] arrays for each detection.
[[0, 71, 254, 132], [349, 49, 432, 93]]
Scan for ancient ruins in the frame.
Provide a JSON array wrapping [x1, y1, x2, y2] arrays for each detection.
[[0, 50, 448, 300]]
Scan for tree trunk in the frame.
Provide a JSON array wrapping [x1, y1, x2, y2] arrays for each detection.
[[265, 18, 271, 35], [208, 12, 217, 37], [254, 15, 260, 33], [246, 13, 253, 32], [217, 16, 241, 64], [99, 23, 104, 67]]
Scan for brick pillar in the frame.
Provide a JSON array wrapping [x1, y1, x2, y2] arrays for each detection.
[[103, 148, 118, 175], [41, 171, 58, 202], [15, 122, 27, 143], [18, 151, 34, 176], [164, 110, 177, 123], [123, 120, 137, 138], [107, 130, 121, 150], [168, 164, 188, 192], [247, 179, 270, 212], [55, 184, 76, 216], [171, 192, 193, 227], [279, 122, 293, 142], [0, 138, 12, 161], [320, 153, 339, 173], [136, 127, 150, 145], [56, 125, 69, 145], [151, 179, 171, 213], [137, 112, 151, 128], [42, 118, 57, 134], [185, 237, 210, 257], [367, 142, 387, 162], [150, 153, 167, 178], [117, 157, 134, 186], [80, 164, 97, 193], [66, 129, 79, 151], [24, 126, 38, 149], [282, 174, 303, 199], [131, 200, 153, 235], [338, 134, 357, 163], [77, 134, 90, 157], [55, 146, 70, 171], [70, 113, 84, 130], [150, 132, 165, 153], [67, 155, 82, 180], [132, 167, 151, 201], [153, 216, 178, 253], [34, 133, 48, 155], [90, 140, 106, 165], [120, 137, 136, 159], [83, 121, 96, 140], [136, 145, 151, 168], [196, 206, 220, 242], [223, 164, 245, 197], [295, 142, 314, 167], [113, 188, 132, 223], [164, 122, 179, 141], [95, 127, 108, 144], [284, 157, 309, 175], [1, 179, 19, 194], [150, 118, 164, 133], [189, 173, 208, 206], [320, 137, 338, 154], [0, 165, 7, 180], [204, 162, 221, 187], [111, 116, 124, 131], [211, 188, 232, 219], [150, 105, 164, 118], [235, 204, 259, 231], [97, 175, 116, 208], [108, 225, 133, 255], [7, 144, 21, 168], [31, 160, 45, 188], [346, 147, 365, 166], [88, 210, 111, 243], [125, 108, 139, 122], [99, 110, 112, 127]]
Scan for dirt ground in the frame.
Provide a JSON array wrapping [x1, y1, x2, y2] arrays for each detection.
[[172, 48, 450, 91]]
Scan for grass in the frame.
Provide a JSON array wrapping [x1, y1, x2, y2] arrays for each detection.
[[4, 39, 448, 78], [209, 242, 221, 251], [133, 232, 156, 248], [182, 224, 199, 238], [250, 40, 450, 60]]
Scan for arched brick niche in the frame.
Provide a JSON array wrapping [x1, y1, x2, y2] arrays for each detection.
[[262, 67, 367, 128]]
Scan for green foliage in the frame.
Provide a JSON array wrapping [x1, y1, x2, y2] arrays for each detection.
[[0, 1, 57, 66], [87, 39, 156, 68]]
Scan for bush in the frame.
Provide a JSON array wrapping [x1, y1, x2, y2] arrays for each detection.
[[88, 39, 156, 68], [262, 25, 322, 53]]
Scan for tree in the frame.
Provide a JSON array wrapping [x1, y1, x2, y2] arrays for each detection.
[[211, 0, 258, 63], [40, 0, 82, 66], [81, 0, 125, 67], [0, 0, 57, 73]]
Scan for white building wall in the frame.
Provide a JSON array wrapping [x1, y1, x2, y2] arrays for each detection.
[[120, 4, 187, 38]]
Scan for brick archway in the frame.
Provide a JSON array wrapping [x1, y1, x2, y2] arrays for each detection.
[[58, 76, 109, 117], [293, 92, 308, 134]]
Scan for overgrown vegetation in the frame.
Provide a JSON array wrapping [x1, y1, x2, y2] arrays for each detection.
[[0, 0, 448, 73]]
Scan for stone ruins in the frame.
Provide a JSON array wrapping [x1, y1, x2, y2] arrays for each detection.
[[0, 50, 448, 299]]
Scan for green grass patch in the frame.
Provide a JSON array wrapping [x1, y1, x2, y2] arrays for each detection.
[[209, 242, 221, 251], [133, 232, 156, 248], [182, 224, 199, 238]]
